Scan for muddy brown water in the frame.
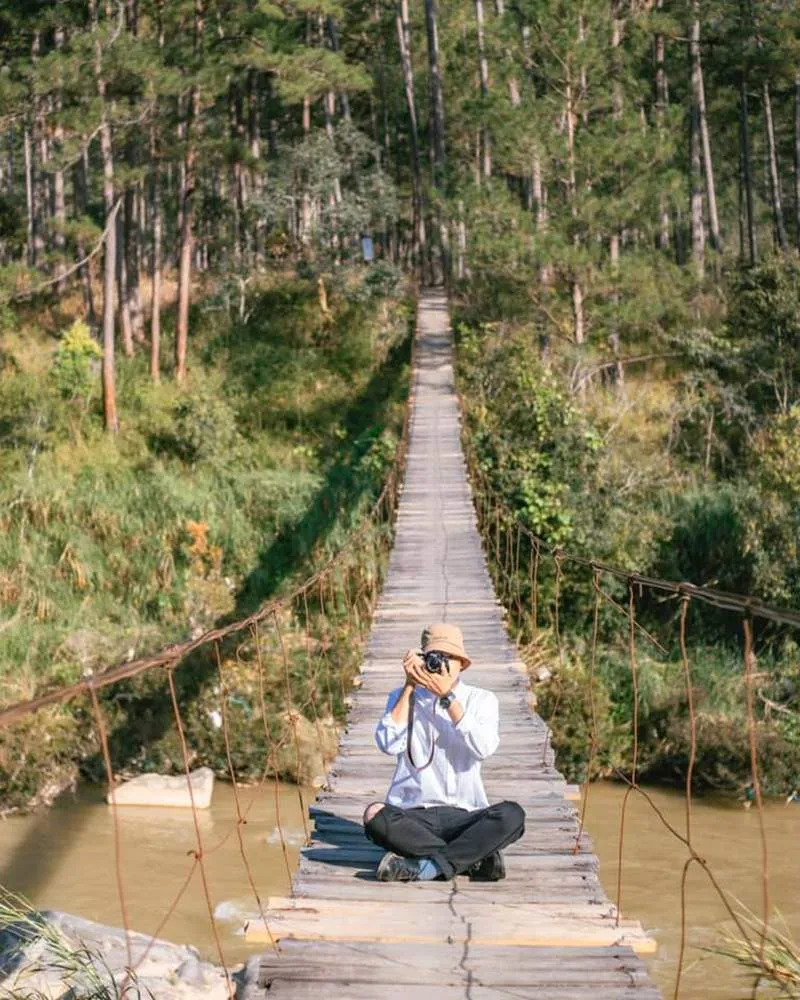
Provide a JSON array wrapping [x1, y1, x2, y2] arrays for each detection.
[[0, 781, 797, 996]]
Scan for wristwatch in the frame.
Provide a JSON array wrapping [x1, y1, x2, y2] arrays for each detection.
[[439, 692, 456, 710]]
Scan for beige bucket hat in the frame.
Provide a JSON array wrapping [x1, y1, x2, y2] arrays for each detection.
[[420, 623, 471, 668]]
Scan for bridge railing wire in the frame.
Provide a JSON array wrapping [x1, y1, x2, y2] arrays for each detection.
[[0, 330, 417, 997], [466, 457, 798, 1000]]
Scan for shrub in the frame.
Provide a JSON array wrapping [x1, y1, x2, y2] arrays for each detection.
[[171, 393, 239, 463], [51, 320, 102, 401]]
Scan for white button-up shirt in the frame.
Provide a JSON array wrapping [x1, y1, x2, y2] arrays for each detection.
[[374, 681, 499, 811]]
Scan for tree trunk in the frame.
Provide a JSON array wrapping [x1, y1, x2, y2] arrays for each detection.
[[424, 0, 446, 183], [247, 70, 263, 260], [396, 0, 426, 272], [690, 103, 705, 279], [75, 148, 96, 321], [610, 1, 622, 268], [91, 0, 119, 432], [795, 69, 800, 251], [300, 89, 312, 244], [327, 18, 351, 121], [176, 92, 197, 383], [690, 6, 721, 252], [129, 185, 144, 340], [565, 70, 583, 346], [117, 210, 135, 357], [655, 4, 670, 250], [150, 133, 162, 383], [24, 125, 35, 267], [572, 279, 584, 346], [740, 77, 757, 264], [31, 33, 47, 268], [457, 199, 466, 279], [53, 28, 67, 293], [763, 79, 788, 251], [689, 21, 706, 278], [176, 1, 203, 385], [474, 0, 491, 179], [611, 1, 622, 121]]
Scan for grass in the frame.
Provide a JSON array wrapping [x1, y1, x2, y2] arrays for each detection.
[[0, 886, 153, 999], [709, 905, 800, 998], [0, 268, 413, 811], [454, 311, 800, 796]]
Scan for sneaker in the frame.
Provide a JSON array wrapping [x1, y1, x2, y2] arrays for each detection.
[[468, 851, 506, 882], [376, 852, 422, 882]]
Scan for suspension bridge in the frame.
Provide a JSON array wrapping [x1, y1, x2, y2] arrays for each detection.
[[1, 289, 792, 999], [248, 290, 660, 998]]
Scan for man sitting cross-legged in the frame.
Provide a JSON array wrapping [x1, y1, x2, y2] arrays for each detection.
[[363, 623, 525, 883]]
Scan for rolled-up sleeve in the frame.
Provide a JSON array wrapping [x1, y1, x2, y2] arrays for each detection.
[[375, 687, 408, 755], [453, 690, 499, 760]]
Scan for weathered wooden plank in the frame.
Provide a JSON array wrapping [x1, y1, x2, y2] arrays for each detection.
[[262, 986, 662, 1000], [253, 291, 660, 997], [245, 905, 657, 953]]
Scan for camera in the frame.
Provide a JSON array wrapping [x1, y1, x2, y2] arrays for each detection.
[[422, 650, 450, 674]]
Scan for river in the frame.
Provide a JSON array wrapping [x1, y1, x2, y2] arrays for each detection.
[[0, 781, 797, 996]]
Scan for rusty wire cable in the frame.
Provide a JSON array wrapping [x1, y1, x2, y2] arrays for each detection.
[[166, 668, 234, 999], [468, 457, 793, 994], [88, 686, 133, 974], [214, 642, 279, 954]]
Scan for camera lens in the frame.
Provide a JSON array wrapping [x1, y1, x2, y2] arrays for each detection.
[[423, 651, 449, 673]]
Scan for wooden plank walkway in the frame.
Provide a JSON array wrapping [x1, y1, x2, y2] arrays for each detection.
[[251, 290, 660, 997]]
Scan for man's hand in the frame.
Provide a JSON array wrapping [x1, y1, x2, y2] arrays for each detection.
[[402, 649, 425, 687], [410, 657, 456, 698]]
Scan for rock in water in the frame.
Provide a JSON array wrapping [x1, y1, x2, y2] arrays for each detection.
[[107, 767, 214, 809]]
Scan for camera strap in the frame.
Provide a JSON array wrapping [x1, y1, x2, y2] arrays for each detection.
[[406, 689, 436, 771]]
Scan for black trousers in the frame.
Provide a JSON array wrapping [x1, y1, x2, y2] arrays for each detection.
[[364, 801, 525, 879]]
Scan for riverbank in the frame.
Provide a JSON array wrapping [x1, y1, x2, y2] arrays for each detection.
[[0, 270, 413, 812]]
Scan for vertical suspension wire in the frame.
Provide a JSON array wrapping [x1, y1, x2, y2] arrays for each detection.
[[213, 642, 279, 954], [615, 578, 640, 928], [674, 855, 700, 1000], [88, 684, 133, 972], [328, 570, 348, 708], [673, 594, 698, 1000], [252, 621, 293, 883], [317, 575, 335, 714], [743, 615, 770, 972], [493, 504, 501, 575], [503, 515, 512, 602], [679, 595, 697, 841], [574, 567, 602, 855], [513, 522, 523, 624], [301, 585, 327, 751], [273, 608, 310, 842], [166, 668, 234, 999], [530, 537, 540, 645], [542, 551, 565, 766]]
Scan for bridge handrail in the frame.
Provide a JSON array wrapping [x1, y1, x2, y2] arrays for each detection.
[[468, 459, 800, 629]]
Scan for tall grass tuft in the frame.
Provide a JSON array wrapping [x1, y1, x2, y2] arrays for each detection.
[[0, 886, 154, 998], [709, 905, 800, 998]]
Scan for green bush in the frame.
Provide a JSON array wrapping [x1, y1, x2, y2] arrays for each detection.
[[171, 393, 239, 463], [51, 320, 102, 402]]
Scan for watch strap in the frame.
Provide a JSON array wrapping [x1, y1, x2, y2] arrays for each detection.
[[439, 692, 455, 710]]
